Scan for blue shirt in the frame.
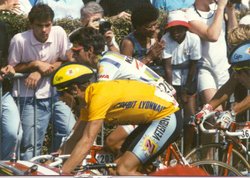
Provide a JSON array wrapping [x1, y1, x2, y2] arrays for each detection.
[[29, 0, 38, 6], [150, 0, 194, 11]]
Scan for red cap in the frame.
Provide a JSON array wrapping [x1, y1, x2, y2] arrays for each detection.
[[165, 10, 190, 29]]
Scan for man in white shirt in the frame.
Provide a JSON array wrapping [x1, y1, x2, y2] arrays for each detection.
[[8, 3, 75, 160], [186, 0, 237, 148]]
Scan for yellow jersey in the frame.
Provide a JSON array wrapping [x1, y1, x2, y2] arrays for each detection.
[[80, 80, 179, 125]]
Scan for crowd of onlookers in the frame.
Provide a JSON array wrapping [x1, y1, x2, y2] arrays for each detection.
[[0, 0, 249, 163]]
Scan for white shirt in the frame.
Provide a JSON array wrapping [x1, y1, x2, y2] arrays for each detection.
[[97, 51, 176, 95], [186, 4, 230, 74], [161, 31, 201, 85], [19, 0, 32, 15], [8, 26, 70, 98], [35, 0, 84, 20]]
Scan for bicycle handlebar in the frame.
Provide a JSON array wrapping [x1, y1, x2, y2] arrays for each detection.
[[75, 163, 117, 173], [30, 154, 70, 167], [200, 111, 242, 137]]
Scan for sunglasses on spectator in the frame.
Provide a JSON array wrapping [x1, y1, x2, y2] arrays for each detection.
[[232, 66, 250, 72]]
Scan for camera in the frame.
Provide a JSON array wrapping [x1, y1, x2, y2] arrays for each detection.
[[99, 20, 112, 35]]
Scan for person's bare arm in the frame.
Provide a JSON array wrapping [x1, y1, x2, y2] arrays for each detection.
[[14, 60, 63, 89], [184, 60, 198, 93], [0, 1, 22, 14], [232, 95, 250, 115], [189, 1, 228, 42], [109, 11, 131, 21], [62, 119, 104, 174], [14, 60, 63, 76], [120, 38, 164, 65], [59, 119, 87, 154], [104, 30, 119, 53], [225, 4, 238, 32], [163, 57, 172, 84], [142, 41, 164, 64], [208, 77, 238, 109], [120, 38, 134, 57]]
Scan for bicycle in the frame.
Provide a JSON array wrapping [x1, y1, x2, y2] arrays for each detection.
[[156, 141, 242, 176], [27, 143, 241, 176], [185, 111, 250, 176], [0, 141, 241, 176], [30, 144, 115, 176]]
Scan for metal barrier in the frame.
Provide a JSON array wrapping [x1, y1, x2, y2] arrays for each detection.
[[0, 73, 104, 160]]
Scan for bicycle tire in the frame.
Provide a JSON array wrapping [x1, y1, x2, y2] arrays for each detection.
[[185, 143, 250, 175], [192, 160, 243, 176]]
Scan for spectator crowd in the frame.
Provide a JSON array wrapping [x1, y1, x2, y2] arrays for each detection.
[[0, 0, 249, 175]]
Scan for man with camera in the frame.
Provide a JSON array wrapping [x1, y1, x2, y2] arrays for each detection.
[[69, 1, 119, 53]]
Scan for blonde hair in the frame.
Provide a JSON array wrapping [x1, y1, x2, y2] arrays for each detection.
[[228, 24, 250, 47]]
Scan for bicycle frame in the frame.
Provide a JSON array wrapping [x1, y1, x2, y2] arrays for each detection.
[[186, 111, 250, 175], [224, 121, 250, 168], [163, 142, 190, 167]]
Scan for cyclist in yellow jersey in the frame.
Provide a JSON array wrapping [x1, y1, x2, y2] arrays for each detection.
[[52, 63, 181, 175], [67, 26, 176, 157]]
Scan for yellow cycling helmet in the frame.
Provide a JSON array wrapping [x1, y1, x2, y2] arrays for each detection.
[[52, 62, 95, 91]]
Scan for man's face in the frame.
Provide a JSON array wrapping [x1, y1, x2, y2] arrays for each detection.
[[65, 83, 88, 97], [71, 44, 96, 68], [62, 82, 89, 108], [139, 20, 158, 38], [31, 19, 52, 43], [169, 26, 187, 44], [233, 67, 250, 89]]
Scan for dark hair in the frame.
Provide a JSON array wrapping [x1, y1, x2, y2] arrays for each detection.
[[28, 3, 55, 23], [131, 3, 159, 29], [69, 27, 105, 55]]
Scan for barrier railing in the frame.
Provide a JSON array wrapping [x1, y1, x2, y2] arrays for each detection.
[[0, 73, 104, 160]]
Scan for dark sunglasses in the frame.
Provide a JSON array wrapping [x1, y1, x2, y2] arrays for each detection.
[[71, 46, 83, 55], [58, 82, 89, 93], [232, 66, 250, 73]]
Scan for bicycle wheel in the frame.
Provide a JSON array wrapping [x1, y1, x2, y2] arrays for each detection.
[[192, 160, 243, 176], [185, 143, 250, 175]]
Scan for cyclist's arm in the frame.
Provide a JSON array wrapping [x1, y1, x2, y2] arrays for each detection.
[[232, 95, 250, 115], [62, 119, 104, 174], [59, 119, 86, 154], [208, 77, 238, 109]]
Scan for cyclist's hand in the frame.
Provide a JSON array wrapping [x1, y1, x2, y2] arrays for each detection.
[[215, 111, 235, 130], [195, 104, 213, 124]]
